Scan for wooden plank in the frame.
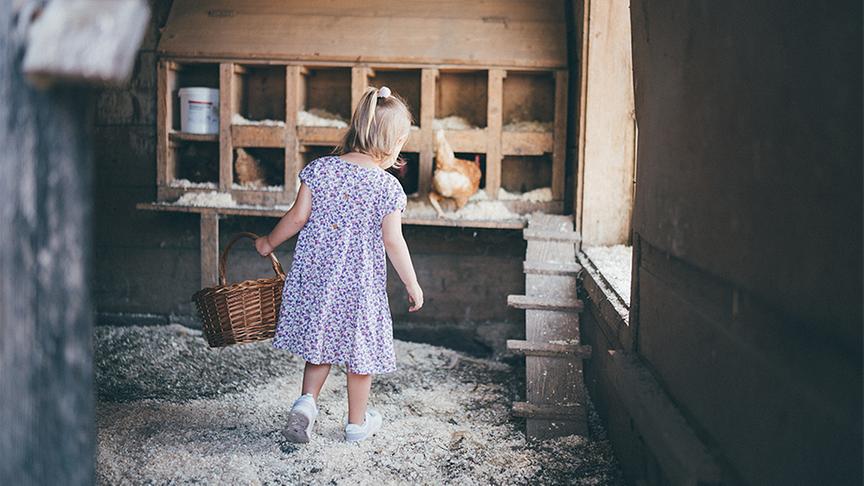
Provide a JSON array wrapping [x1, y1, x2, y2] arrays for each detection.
[[169, 131, 218, 143], [523, 228, 581, 243], [512, 401, 584, 420], [351, 65, 371, 111], [136, 202, 528, 229], [297, 126, 348, 145], [284, 65, 302, 198], [608, 350, 722, 485], [523, 260, 583, 276], [441, 128, 487, 153], [199, 212, 220, 288], [418, 69, 437, 198], [501, 130, 553, 156], [231, 125, 287, 147], [574, 0, 591, 238], [219, 63, 235, 192], [156, 60, 173, 191], [158, 1, 567, 69], [507, 294, 583, 311], [485, 69, 505, 198], [507, 339, 592, 358], [552, 70, 568, 200]]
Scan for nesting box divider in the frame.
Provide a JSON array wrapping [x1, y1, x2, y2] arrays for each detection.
[[486, 69, 505, 199], [156, 60, 174, 194], [219, 63, 235, 193], [418, 68, 438, 198], [351, 66, 371, 111], [284, 65, 302, 199]]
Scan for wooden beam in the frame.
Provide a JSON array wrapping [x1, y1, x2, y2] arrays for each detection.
[[507, 339, 592, 358], [156, 60, 173, 190], [219, 63, 235, 192], [418, 68, 438, 198], [200, 212, 220, 288], [507, 294, 584, 311], [284, 65, 302, 198], [485, 69, 505, 199], [552, 69, 568, 200], [351, 66, 371, 110]]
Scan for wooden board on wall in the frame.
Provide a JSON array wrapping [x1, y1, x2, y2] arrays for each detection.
[[158, 0, 567, 69]]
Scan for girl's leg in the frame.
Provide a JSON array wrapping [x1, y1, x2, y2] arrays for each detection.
[[346, 372, 373, 425], [301, 362, 331, 400]]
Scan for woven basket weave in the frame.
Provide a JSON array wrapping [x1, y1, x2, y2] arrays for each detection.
[[192, 232, 286, 347]]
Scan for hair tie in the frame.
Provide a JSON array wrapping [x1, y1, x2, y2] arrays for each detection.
[[377, 86, 391, 98]]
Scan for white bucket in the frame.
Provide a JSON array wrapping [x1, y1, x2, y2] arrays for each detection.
[[178, 87, 220, 134]]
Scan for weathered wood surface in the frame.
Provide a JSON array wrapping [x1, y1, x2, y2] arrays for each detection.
[[200, 212, 220, 288], [485, 69, 505, 198], [158, 0, 567, 69], [607, 350, 721, 485], [509, 214, 588, 439], [523, 260, 583, 276], [1, 9, 94, 483]]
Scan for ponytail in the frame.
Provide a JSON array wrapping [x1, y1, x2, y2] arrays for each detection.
[[336, 86, 413, 169]]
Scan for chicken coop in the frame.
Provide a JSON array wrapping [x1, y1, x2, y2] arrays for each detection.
[[139, 1, 571, 271], [134, 0, 584, 439]]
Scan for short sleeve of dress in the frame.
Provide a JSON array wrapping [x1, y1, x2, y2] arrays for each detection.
[[379, 178, 407, 222], [298, 158, 320, 190]]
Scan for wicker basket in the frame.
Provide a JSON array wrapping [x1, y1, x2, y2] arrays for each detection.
[[192, 232, 286, 347]]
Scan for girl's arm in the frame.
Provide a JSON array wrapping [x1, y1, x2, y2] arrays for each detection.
[[255, 183, 313, 256], [382, 211, 423, 312]]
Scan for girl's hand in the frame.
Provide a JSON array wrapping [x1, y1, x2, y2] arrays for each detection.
[[407, 283, 424, 312], [255, 236, 274, 257]]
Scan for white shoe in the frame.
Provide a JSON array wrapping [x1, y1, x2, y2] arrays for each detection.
[[344, 409, 383, 443], [282, 393, 318, 443]]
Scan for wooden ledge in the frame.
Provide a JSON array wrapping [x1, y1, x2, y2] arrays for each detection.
[[506, 339, 592, 358], [511, 401, 584, 420], [507, 294, 583, 311], [522, 260, 582, 276], [523, 228, 581, 242]]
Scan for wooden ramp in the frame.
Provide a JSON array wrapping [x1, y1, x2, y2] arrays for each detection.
[[507, 214, 590, 439]]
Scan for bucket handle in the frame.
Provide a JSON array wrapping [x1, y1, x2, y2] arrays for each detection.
[[218, 232, 286, 286]]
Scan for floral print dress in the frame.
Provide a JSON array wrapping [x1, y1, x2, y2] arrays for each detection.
[[272, 155, 407, 374]]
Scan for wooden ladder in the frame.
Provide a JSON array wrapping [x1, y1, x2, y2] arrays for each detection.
[[507, 214, 590, 439]]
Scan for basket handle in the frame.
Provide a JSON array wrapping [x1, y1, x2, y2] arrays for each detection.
[[218, 232, 286, 286]]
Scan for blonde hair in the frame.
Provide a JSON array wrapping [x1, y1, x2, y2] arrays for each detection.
[[336, 86, 413, 169]]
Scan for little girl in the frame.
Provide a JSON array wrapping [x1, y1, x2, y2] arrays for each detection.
[[255, 86, 423, 444]]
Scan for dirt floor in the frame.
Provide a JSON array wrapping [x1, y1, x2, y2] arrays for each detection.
[[94, 324, 624, 485]]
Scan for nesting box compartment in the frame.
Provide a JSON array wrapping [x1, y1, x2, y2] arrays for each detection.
[[232, 147, 285, 189], [152, 1, 568, 227]]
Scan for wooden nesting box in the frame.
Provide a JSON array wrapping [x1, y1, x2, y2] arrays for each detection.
[[151, 0, 569, 227]]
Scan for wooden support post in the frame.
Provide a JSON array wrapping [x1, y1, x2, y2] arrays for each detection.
[[486, 69, 505, 199], [284, 65, 302, 199], [552, 70, 569, 200], [219, 63, 235, 193], [1, 25, 95, 480], [351, 66, 371, 110], [419, 68, 438, 198], [200, 212, 220, 288], [156, 60, 175, 199]]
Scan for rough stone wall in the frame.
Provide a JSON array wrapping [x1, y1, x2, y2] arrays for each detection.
[[91, 1, 526, 355], [584, 1, 861, 484]]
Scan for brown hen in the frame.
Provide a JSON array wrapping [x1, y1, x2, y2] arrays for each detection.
[[429, 130, 481, 217]]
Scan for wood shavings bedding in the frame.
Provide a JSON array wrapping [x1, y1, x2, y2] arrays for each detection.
[[432, 116, 476, 130], [583, 244, 633, 303], [503, 120, 553, 132], [173, 191, 237, 208], [94, 325, 624, 485], [169, 179, 217, 189], [231, 182, 284, 192], [297, 108, 348, 128], [231, 113, 287, 127]]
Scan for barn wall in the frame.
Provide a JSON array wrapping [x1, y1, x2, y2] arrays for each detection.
[[92, 1, 526, 356], [581, 1, 861, 484]]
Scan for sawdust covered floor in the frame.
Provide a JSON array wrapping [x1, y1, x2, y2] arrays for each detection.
[[95, 324, 624, 485]]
